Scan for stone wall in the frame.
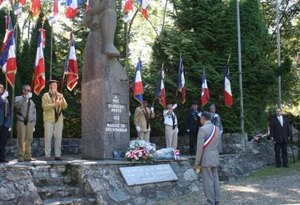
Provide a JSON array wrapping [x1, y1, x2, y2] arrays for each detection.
[[71, 159, 202, 205], [0, 159, 201, 205], [0, 165, 42, 205]]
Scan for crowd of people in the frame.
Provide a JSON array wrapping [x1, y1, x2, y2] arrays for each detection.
[[133, 100, 224, 153], [133, 100, 293, 205], [0, 80, 68, 163]]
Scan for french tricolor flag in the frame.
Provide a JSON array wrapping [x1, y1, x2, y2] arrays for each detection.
[[224, 63, 233, 107], [0, 16, 17, 87], [156, 65, 167, 107], [133, 60, 144, 104], [138, 0, 147, 18], [66, 0, 78, 19], [65, 33, 79, 91], [33, 29, 46, 95], [201, 72, 210, 106], [177, 56, 186, 104]]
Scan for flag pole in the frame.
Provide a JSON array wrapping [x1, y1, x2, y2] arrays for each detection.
[[236, 0, 244, 133], [9, 14, 19, 140], [276, 0, 281, 108], [49, 24, 54, 80]]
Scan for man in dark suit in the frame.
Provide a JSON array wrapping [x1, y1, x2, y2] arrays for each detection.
[[269, 107, 291, 168], [194, 112, 220, 205], [185, 100, 200, 155]]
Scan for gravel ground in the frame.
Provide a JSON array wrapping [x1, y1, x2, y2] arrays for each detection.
[[157, 167, 300, 205]]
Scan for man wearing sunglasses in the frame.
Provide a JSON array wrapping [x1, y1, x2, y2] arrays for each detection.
[[15, 85, 36, 162]]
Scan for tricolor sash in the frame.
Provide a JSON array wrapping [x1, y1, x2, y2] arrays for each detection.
[[203, 125, 217, 149]]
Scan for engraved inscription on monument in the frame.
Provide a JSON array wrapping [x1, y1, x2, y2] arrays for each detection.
[[119, 164, 178, 186], [105, 95, 128, 133]]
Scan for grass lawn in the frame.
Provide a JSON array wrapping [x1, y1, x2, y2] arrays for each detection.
[[247, 160, 300, 180]]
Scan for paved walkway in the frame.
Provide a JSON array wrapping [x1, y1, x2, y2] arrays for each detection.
[[158, 165, 300, 205]]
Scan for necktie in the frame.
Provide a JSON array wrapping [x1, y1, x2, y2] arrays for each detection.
[[172, 113, 176, 129], [25, 99, 31, 125]]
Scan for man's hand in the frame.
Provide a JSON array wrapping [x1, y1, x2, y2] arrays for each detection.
[[136, 126, 141, 133], [194, 164, 201, 173], [150, 107, 154, 112], [1, 90, 9, 99]]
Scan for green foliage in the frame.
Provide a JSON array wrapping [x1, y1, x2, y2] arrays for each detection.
[[150, 0, 277, 134]]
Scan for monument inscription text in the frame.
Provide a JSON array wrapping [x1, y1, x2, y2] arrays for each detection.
[[119, 164, 178, 186]]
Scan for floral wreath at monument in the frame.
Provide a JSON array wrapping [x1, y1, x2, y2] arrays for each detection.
[[125, 141, 153, 163]]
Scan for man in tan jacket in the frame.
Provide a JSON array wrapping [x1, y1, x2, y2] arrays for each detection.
[[133, 100, 155, 142], [42, 80, 68, 160]]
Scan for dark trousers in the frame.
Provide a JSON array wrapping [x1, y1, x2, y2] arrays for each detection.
[[189, 132, 198, 155], [274, 142, 288, 167], [0, 126, 9, 161]]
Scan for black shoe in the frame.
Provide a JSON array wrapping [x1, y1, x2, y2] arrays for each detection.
[[54, 157, 62, 161], [0, 159, 8, 162]]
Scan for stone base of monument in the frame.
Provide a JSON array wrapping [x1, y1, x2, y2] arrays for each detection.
[[0, 158, 202, 205]]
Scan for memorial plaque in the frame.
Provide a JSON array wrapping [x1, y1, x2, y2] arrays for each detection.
[[119, 164, 178, 186]]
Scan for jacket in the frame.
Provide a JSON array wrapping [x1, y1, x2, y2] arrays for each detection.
[[269, 115, 291, 143], [15, 95, 36, 124], [42, 92, 68, 123], [194, 121, 220, 167], [134, 106, 155, 132]]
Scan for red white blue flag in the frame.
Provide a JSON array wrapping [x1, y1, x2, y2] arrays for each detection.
[[155, 65, 167, 107], [124, 0, 133, 13], [85, 0, 90, 11], [224, 62, 233, 107], [133, 60, 144, 104], [137, 0, 147, 18], [0, 16, 17, 87], [31, 0, 40, 17], [201, 72, 210, 106], [66, 0, 78, 19], [18, 0, 26, 5], [33, 29, 46, 95], [53, 0, 59, 16], [177, 56, 186, 104], [64, 33, 79, 91]]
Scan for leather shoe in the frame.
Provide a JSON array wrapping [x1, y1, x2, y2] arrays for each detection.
[[45, 157, 51, 161], [25, 158, 36, 161], [54, 157, 62, 161]]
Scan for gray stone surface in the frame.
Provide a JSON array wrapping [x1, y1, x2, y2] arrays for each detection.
[[222, 133, 248, 154], [183, 168, 198, 181], [81, 0, 129, 160]]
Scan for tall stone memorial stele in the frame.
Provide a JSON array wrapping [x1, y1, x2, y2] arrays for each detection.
[[81, 0, 130, 159]]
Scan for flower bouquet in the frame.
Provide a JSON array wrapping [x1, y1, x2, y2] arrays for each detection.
[[125, 145, 153, 163]]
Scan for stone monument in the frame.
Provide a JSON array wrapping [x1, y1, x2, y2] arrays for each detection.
[[81, 0, 130, 159]]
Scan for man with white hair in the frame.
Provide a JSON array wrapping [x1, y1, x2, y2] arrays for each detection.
[[163, 103, 178, 149], [210, 104, 223, 153]]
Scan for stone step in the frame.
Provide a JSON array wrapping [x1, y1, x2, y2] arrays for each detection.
[[43, 196, 96, 205], [38, 185, 81, 200], [30, 165, 68, 180], [33, 176, 72, 186]]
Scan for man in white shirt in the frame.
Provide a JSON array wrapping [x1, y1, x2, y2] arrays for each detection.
[[163, 104, 178, 149]]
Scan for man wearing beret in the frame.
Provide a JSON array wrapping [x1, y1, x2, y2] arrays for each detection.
[[42, 80, 68, 160]]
